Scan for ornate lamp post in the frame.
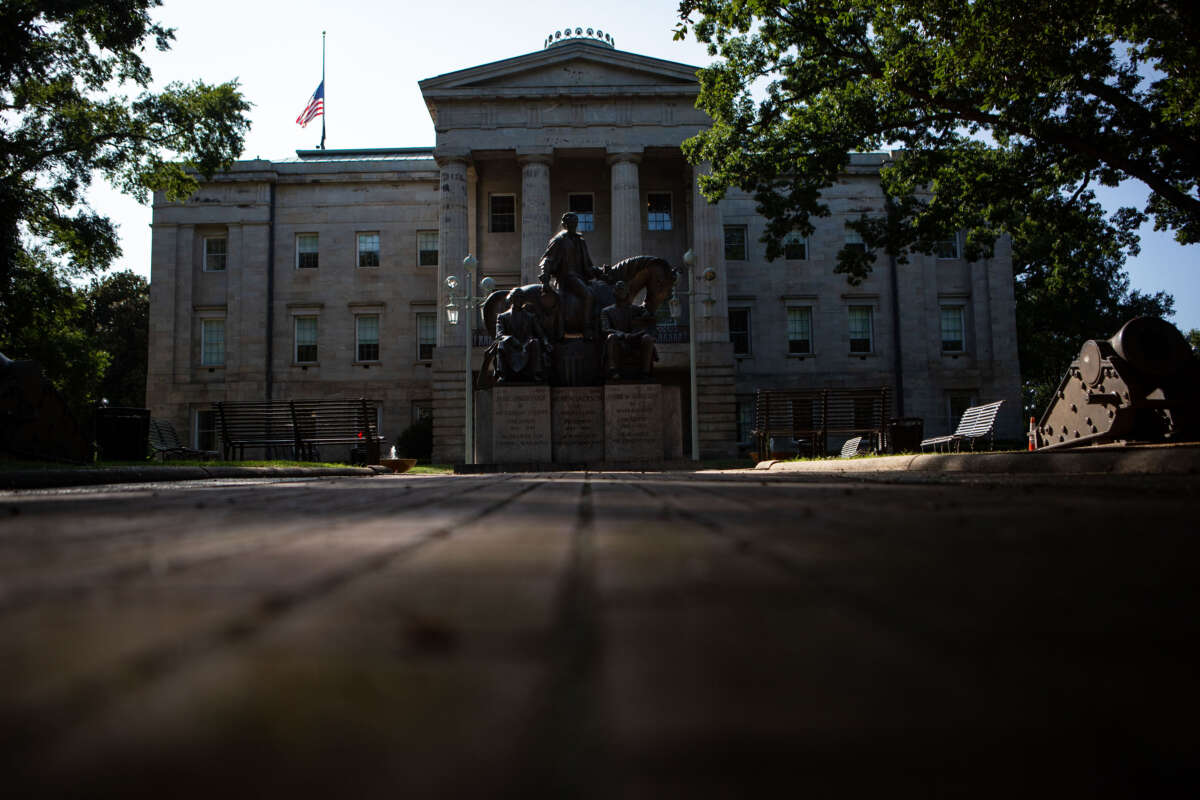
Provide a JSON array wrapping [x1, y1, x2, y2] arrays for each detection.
[[445, 254, 495, 464], [672, 249, 717, 461]]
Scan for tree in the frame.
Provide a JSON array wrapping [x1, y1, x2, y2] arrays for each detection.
[[396, 415, 433, 462], [674, 0, 1199, 283], [0, 0, 250, 378], [1188, 328, 1200, 355], [2, 249, 109, 419], [84, 270, 149, 408], [1013, 196, 1173, 416]]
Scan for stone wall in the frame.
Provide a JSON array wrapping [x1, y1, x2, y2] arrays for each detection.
[[147, 156, 442, 449]]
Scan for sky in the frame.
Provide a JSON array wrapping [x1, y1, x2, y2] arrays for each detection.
[[86, 0, 1199, 332]]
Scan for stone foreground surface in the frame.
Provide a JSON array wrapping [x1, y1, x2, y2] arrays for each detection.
[[1, 471, 1197, 797]]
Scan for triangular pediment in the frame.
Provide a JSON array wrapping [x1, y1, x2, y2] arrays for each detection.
[[419, 41, 701, 99]]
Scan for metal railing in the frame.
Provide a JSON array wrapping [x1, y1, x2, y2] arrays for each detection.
[[753, 386, 893, 458]]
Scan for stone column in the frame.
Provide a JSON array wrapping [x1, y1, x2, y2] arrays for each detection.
[[467, 164, 478, 259], [436, 154, 470, 346], [172, 224, 195, 384], [690, 161, 728, 342], [608, 149, 643, 262], [146, 222, 178, 417], [519, 153, 552, 285]]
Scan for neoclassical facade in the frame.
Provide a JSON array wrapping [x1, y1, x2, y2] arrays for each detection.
[[146, 31, 1022, 461]]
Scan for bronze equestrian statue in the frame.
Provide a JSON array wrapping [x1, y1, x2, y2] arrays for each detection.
[[482, 255, 676, 346], [478, 209, 678, 387], [538, 211, 600, 340]]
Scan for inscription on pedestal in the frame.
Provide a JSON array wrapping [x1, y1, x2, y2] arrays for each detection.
[[552, 387, 604, 463], [604, 384, 663, 463], [492, 385, 551, 463]]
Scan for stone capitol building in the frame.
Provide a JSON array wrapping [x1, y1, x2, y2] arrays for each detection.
[[146, 29, 1022, 462]]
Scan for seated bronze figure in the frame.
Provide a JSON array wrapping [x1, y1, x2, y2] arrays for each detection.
[[493, 287, 552, 383], [601, 281, 657, 380]]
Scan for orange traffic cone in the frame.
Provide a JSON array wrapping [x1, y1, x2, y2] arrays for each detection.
[[1028, 416, 1036, 451]]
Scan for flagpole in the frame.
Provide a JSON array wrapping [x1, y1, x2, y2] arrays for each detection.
[[320, 31, 326, 150]]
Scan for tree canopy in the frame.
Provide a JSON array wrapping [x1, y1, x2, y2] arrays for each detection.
[[84, 269, 149, 409], [0, 1, 249, 303], [1012, 194, 1172, 415], [0, 0, 249, 406], [674, 0, 1199, 283], [2, 259, 148, 417]]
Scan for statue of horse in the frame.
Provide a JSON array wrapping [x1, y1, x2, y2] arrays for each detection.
[[482, 254, 677, 343]]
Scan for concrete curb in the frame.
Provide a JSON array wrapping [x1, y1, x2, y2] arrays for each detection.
[[755, 444, 1200, 476], [0, 465, 385, 490]]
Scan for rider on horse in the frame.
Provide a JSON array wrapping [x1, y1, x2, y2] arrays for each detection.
[[538, 211, 601, 340]]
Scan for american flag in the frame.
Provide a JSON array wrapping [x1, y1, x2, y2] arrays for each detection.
[[296, 81, 324, 128]]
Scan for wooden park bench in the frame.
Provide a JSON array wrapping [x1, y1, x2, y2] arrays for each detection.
[[920, 400, 1004, 453], [753, 387, 890, 459], [148, 418, 213, 461], [213, 399, 383, 463]]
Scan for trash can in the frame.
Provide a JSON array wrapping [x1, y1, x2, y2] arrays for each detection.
[[768, 436, 800, 459], [886, 417, 923, 454], [94, 407, 151, 462]]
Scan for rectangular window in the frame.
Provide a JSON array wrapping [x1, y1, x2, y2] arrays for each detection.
[[416, 312, 436, 361], [844, 227, 866, 254], [783, 231, 807, 260], [848, 306, 873, 353], [940, 305, 965, 352], [787, 307, 813, 354], [647, 192, 672, 231], [417, 230, 439, 267], [935, 234, 960, 259], [412, 402, 433, 423], [729, 308, 751, 356], [948, 392, 974, 431], [295, 316, 318, 363], [724, 225, 748, 260], [568, 193, 595, 232], [357, 232, 380, 268], [203, 236, 227, 272], [194, 409, 218, 452], [490, 194, 515, 233], [356, 315, 380, 362], [200, 319, 225, 366], [296, 234, 319, 269]]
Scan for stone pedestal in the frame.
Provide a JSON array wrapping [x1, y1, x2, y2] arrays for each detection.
[[552, 339, 601, 387], [604, 384, 663, 463], [478, 381, 682, 466], [492, 385, 551, 463], [662, 385, 683, 460], [551, 387, 604, 464]]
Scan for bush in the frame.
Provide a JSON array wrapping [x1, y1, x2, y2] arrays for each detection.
[[396, 415, 432, 461]]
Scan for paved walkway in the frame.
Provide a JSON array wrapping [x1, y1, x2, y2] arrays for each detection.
[[1, 471, 1196, 796]]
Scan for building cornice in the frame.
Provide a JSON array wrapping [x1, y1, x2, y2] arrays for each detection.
[[418, 41, 701, 92]]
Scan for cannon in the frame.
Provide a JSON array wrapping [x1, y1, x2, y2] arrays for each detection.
[[1033, 317, 1200, 450], [0, 352, 93, 463]]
